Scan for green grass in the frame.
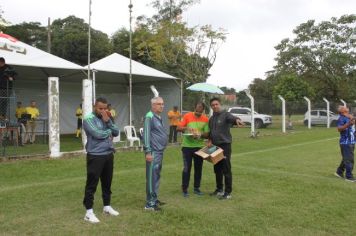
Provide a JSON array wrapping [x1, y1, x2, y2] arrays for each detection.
[[1, 127, 356, 235]]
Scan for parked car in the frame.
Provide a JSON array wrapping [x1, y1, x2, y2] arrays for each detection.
[[303, 109, 339, 126], [227, 107, 272, 128]]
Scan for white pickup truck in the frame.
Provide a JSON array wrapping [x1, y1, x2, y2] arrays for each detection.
[[227, 107, 272, 128]]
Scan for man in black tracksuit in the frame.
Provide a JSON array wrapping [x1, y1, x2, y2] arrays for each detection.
[[208, 97, 243, 200]]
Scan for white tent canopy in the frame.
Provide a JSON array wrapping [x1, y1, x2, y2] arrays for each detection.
[[2, 33, 180, 137], [1, 33, 85, 136], [87, 53, 181, 130], [0, 33, 85, 79], [88, 53, 175, 80]]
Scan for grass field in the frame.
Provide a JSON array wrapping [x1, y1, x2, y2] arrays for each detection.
[[1, 126, 356, 235]]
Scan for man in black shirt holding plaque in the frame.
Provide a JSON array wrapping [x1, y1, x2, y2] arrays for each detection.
[[208, 97, 244, 200]]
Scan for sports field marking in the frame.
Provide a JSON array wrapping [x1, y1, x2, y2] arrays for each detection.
[[0, 137, 338, 193], [232, 137, 337, 157], [237, 165, 339, 182]]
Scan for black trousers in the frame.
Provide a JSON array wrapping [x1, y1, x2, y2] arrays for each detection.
[[213, 143, 232, 193], [181, 147, 204, 192], [83, 153, 114, 209], [169, 125, 178, 143], [77, 118, 82, 129]]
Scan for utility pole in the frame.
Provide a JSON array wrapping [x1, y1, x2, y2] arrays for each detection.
[[47, 17, 51, 53]]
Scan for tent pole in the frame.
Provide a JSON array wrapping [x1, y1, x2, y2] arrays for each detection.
[[92, 70, 96, 104], [88, 0, 92, 82], [128, 0, 133, 126]]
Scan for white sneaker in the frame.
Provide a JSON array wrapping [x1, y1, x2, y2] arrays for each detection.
[[103, 206, 119, 216], [84, 211, 100, 223]]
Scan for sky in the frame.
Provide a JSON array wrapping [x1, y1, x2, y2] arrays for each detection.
[[2, 0, 356, 91]]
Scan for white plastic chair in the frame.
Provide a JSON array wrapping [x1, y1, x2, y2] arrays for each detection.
[[124, 125, 140, 147]]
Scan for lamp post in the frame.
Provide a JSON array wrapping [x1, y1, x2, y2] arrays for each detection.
[[128, 0, 133, 126]]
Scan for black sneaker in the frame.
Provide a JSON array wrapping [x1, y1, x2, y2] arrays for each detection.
[[144, 205, 161, 211], [183, 191, 189, 197], [194, 188, 204, 196], [156, 200, 166, 206], [209, 189, 224, 197], [345, 177, 356, 182], [334, 172, 344, 179], [219, 192, 232, 200]]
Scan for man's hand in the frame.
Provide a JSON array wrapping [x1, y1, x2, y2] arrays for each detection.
[[8, 77, 13, 81], [146, 153, 153, 162], [207, 139, 212, 148], [236, 118, 245, 127], [101, 110, 110, 122]]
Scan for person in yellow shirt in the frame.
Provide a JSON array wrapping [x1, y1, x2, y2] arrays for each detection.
[[15, 101, 27, 146], [76, 104, 83, 138], [108, 104, 116, 122], [25, 100, 40, 144], [15, 101, 27, 121], [168, 106, 181, 143]]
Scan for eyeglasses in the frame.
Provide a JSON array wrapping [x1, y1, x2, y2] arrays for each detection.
[[154, 103, 164, 106]]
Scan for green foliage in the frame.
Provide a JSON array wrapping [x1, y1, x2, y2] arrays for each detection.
[[236, 90, 250, 107], [51, 15, 112, 65], [111, 28, 131, 57], [273, 74, 315, 102], [4, 22, 47, 50], [0, 6, 10, 28], [135, 0, 227, 87], [274, 14, 356, 100], [273, 74, 315, 117]]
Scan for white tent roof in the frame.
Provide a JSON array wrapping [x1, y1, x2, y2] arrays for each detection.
[[0, 33, 84, 79], [88, 53, 176, 80]]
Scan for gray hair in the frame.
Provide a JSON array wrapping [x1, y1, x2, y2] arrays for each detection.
[[151, 96, 163, 104]]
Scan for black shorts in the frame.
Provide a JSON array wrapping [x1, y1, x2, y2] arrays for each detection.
[[77, 118, 82, 129]]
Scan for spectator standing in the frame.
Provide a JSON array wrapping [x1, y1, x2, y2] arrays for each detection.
[[76, 104, 83, 138], [168, 106, 181, 143], [107, 104, 116, 122], [0, 57, 17, 119], [25, 100, 40, 144]]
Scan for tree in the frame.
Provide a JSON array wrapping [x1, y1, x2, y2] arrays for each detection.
[[111, 28, 131, 57], [274, 14, 356, 101], [4, 22, 47, 50], [0, 6, 10, 29], [51, 16, 112, 65], [133, 0, 226, 109], [273, 73, 315, 118], [135, 0, 226, 84], [236, 90, 250, 107]]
